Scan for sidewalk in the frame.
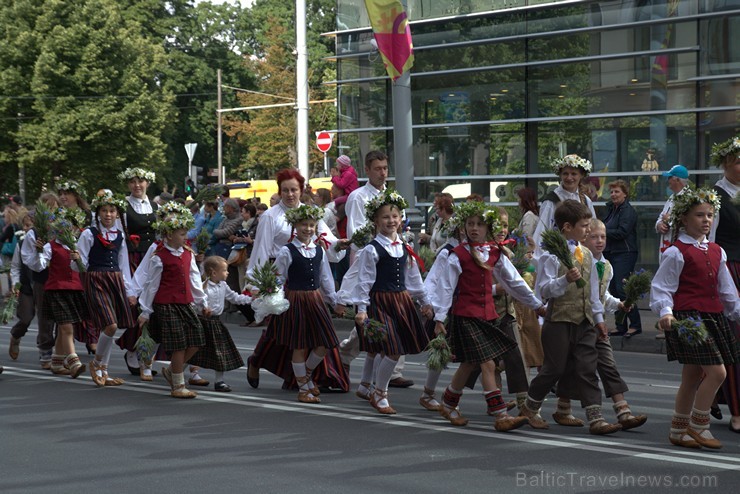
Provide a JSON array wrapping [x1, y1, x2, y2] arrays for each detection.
[[222, 307, 667, 356]]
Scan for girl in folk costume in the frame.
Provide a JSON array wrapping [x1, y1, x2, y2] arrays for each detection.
[[189, 256, 251, 392], [137, 204, 209, 399], [264, 204, 341, 403], [34, 213, 90, 378], [651, 187, 740, 449], [115, 167, 160, 379], [432, 202, 546, 432], [76, 191, 137, 387], [532, 155, 596, 260], [351, 189, 432, 415]]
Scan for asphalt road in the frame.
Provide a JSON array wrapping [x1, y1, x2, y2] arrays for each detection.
[[2, 320, 738, 494]]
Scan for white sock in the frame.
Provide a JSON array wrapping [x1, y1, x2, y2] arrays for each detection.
[[372, 353, 382, 383], [97, 333, 115, 367], [306, 351, 324, 371], [425, 368, 442, 391], [172, 372, 185, 387], [360, 354, 376, 385], [375, 356, 397, 392], [292, 362, 308, 391], [215, 371, 225, 383]]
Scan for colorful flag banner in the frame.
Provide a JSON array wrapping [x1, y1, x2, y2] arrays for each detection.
[[364, 0, 414, 80]]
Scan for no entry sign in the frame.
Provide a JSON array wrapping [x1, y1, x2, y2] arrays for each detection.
[[316, 131, 332, 153]]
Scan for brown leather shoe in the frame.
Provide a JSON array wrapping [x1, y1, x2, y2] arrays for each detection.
[[686, 428, 722, 449], [589, 420, 622, 435], [9, 337, 20, 360], [439, 404, 469, 426], [89, 360, 106, 387], [370, 390, 397, 415], [669, 434, 701, 449], [388, 377, 414, 388], [298, 390, 321, 404], [188, 377, 210, 387], [553, 412, 585, 427], [619, 414, 648, 431], [519, 407, 549, 429], [494, 414, 529, 432], [171, 385, 197, 399]]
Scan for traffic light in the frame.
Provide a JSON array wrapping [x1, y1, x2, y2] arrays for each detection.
[[193, 166, 205, 187], [185, 177, 196, 197]]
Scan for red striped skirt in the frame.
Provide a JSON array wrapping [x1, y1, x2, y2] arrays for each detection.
[[84, 271, 136, 330], [265, 289, 339, 350], [359, 290, 429, 355]]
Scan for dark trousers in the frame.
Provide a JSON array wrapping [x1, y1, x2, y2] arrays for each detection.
[[605, 251, 642, 331], [10, 292, 35, 340], [557, 335, 629, 400], [528, 320, 601, 408], [29, 282, 55, 354]]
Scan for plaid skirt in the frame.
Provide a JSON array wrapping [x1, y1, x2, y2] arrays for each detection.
[[449, 315, 517, 365], [359, 291, 429, 355], [188, 315, 244, 371], [43, 290, 89, 325], [84, 271, 136, 330], [667, 311, 740, 365], [149, 303, 205, 353], [265, 289, 339, 350]]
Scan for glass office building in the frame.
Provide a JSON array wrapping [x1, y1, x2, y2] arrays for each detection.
[[327, 0, 738, 270]]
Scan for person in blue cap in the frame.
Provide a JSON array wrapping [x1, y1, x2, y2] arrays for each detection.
[[655, 164, 690, 256]]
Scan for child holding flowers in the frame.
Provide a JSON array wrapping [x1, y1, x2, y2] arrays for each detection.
[[137, 205, 210, 399], [431, 202, 546, 432], [264, 204, 342, 403], [350, 189, 431, 414], [76, 191, 136, 387], [650, 186, 739, 449]]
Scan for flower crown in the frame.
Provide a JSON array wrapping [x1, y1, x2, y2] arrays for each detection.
[[671, 186, 721, 225], [152, 212, 195, 233], [365, 189, 409, 221], [453, 201, 502, 238], [710, 136, 739, 167], [284, 204, 325, 225], [156, 201, 191, 221], [55, 179, 85, 197], [118, 167, 156, 182], [437, 215, 461, 238], [91, 190, 127, 212], [550, 154, 592, 175], [60, 207, 88, 229]]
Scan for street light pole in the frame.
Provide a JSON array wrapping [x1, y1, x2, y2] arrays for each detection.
[[217, 68, 224, 183], [296, 0, 309, 178]]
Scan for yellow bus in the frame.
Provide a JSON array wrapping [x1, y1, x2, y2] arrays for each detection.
[[226, 177, 335, 202]]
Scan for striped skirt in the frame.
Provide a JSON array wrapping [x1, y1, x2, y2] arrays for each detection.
[[265, 289, 339, 350], [43, 290, 89, 325], [358, 291, 429, 355], [149, 303, 205, 353], [667, 310, 739, 366], [448, 315, 517, 365], [84, 271, 136, 330], [720, 260, 740, 415], [188, 315, 244, 371]]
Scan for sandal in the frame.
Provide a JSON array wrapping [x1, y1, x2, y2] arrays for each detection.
[[305, 366, 320, 396], [552, 412, 585, 427], [419, 387, 441, 411], [355, 382, 373, 401], [370, 390, 397, 415], [89, 360, 106, 387], [297, 376, 321, 403], [171, 384, 197, 399], [139, 361, 154, 382], [439, 404, 468, 426], [589, 420, 622, 435]]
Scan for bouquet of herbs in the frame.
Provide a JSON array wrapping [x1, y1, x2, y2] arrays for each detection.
[[341, 307, 357, 320], [418, 246, 436, 278], [33, 201, 55, 251], [616, 269, 653, 324], [508, 231, 534, 275], [363, 317, 388, 343], [672, 316, 708, 346], [63, 207, 88, 229], [194, 184, 225, 204], [349, 222, 375, 248], [0, 283, 21, 324], [134, 322, 157, 365], [50, 218, 85, 272], [194, 227, 211, 255], [425, 333, 452, 371], [540, 229, 586, 288], [247, 261, 289, 323]]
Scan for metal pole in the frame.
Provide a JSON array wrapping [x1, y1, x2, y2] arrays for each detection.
[[217, 68, 224, 183], [296, 0, 309, 178]]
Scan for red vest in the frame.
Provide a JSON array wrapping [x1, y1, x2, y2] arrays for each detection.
[[451, 244, 499, 321], [44, 241, 83, 291], [153, 246, 193, 305], [673, 240, 724, 313]]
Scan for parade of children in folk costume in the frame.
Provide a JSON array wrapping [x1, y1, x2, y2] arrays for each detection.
[[2, 141, 740, 449]]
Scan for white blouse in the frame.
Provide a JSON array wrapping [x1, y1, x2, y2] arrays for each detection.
[[274, 238, 337, 306], [709, 177, 740, 242], [204, 280, 251, 316], [593, 254, 622, 314], [650, 233, 739, 320], [247, 201, 345, 280], [532, 186, 595, 262], [137, 242, 208, 319], [22, 229, 44, 273], [432, 243, 543, 322], [352, 233, 429, 313], [423, 238, 459, 297], [535, 241, 605, 324], [77, 226, 134, 296]]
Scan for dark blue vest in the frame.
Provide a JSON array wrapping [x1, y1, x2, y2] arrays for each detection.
[[29, 227, 49, 285], [88, 227, 123, 272], [286, 243, 323, 291], [125, 200, 158, 253], [18, 237, 33, 295], [370, 239, 406, 293]]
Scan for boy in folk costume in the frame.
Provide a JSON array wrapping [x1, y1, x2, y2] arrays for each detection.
[[137, 203, 210, 399], [554, 219, 648, 430], [521, 200, 622, 435]]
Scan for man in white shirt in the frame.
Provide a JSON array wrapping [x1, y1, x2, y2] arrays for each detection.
[[340, 150, 414, 388], [655, 164, 690, 255]]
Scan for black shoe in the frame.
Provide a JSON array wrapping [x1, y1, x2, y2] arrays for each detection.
[[730, 423, 740, 434], [609, 330, 626, 337], [388, 377, 414, 388], [624, 328, 642, 339], [246, 356, 259, 388], [710, 405, 723, 420], [85, 343, 95, 355], [214, 381, 232, 392], [124, 354, 139, 376]]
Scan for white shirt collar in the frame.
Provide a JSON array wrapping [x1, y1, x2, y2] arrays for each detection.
[[375, 233, 401, 246], [715, 177, 739, 197], [678, 232, 709, 248], [162, 241, 184, 254], [365, 182, 385, 195], [555, 185, 580, 200], [291, 237, 316, 250]]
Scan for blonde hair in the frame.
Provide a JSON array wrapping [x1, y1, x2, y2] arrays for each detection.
[[589, 218, 605, 231], [202, 255, 228, 288]]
